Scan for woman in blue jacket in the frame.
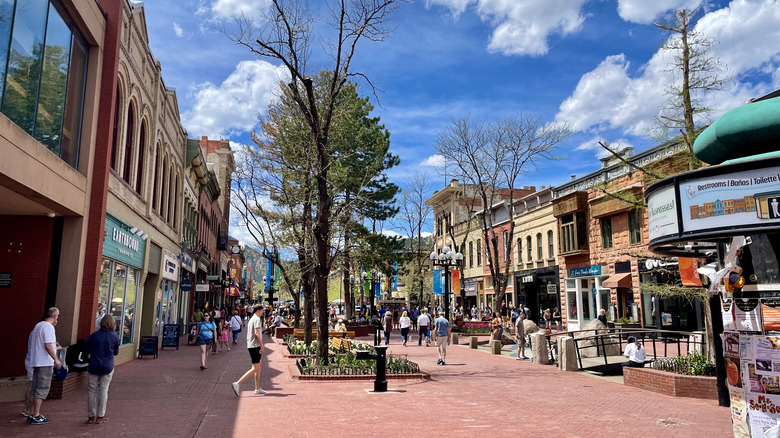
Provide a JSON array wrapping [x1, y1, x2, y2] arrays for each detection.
[[84, 314, 120, 424]]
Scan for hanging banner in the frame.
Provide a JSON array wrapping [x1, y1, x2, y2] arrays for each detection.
[[374, 281, 381, 298], [678, 257, 702, 287], [392, 261, 398, 291], [265, 258, 273, 291], [451, 270, 460, 296], [433, 269, 443, 295]]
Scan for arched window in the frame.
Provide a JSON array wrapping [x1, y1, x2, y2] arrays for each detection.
[[526, 236, 532, 261], [536, 233, 543, 261], [110, 85, 121, 170], [161, 156, 169, 221], [152, 145, 161, 211], [135, 121, 145, 194], [167, 165, 174, 224], [122, 102, 134, 184], [171, 177, 179, 228], [548, 230, 554, 258]]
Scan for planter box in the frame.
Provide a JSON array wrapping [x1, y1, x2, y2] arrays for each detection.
[[275, 326, 295, 339], [623, 366, 717, 400]]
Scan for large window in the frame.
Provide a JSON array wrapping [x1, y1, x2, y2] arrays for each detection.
[[468, 241, 473, 268], [601, 218, 613, 249], [0, 0, 89, 169], [503, 231, 509, 261], [526, 236, 532, 262], [476, 239, 481, 267], [98, 259, 138, 345], [629, 210, 642, 245], [517, 238, 522, 264]]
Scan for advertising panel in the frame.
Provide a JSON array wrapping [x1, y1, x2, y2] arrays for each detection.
[[647, 184, 679, 241], [680, 165, 780, 233]]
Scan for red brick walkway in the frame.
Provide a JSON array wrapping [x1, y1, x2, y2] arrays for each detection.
[[0, 330, 731, 437]]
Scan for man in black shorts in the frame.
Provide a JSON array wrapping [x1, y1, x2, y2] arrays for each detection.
[[232, 306, 266, 396]]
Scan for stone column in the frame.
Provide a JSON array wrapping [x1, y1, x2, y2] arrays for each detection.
[[451, 333, 459, 345], [490, 339, 502, 354], [469, 336, 479, 349], [531, 333, 549, 365], [559, 336, 579, 371]]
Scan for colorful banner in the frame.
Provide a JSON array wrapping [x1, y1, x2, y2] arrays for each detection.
[[392, 261, 398, 291], [265, 258, 273, 291], [433, 269, 443, 295], [374, 281, 380, 298], [451, 270, 460, 296], [678, 257, 702, 287]]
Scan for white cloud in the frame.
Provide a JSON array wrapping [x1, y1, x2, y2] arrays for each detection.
[[617, 0, 702, 24], [556, 0, 780, 139], [420, 154, 445, 167], [425, 0, 474, 17], [427, 0, 587, 56], [181, 60, 288, 138], [172, 22, 183, 37], [200, 0, 271, 21]]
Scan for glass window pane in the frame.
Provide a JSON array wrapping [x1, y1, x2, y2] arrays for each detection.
[[567, 291, 577, 321], [97, 258, 112, 331], [0, 0, 15, 97], [581, 289, 591, 321], [33, 2, 70, 154], [60, 31, 86, 168], [1, 0, 48, 133], [123, 267, 137, 344], [111, 263, 126, 339]]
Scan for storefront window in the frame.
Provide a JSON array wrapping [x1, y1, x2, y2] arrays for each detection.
[[99, 258, 138, 345], [156, 279, 178, 335], [642, 293, 656, 326], [567, 290, 577, 320]]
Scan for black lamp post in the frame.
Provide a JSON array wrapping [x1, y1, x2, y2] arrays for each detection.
[[429, 246, 463, 321]]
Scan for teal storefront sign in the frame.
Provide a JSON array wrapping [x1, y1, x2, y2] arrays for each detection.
[[104, 213, 146, 269], [568, 265, 602, 278]]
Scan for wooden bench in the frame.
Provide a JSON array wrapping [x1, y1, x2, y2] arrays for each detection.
[[293, 329, 355, 341], [330, 337, 354, 352]]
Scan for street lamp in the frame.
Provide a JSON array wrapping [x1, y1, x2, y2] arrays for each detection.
[[429, 246, 463, 321]]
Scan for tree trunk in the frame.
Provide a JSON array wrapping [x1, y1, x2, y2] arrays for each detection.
[[314, 135, 332, 363]]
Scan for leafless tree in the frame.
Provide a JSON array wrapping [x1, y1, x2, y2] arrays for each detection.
[[435, 113, 570, 310], [394, 172, 434, 305], [224, 0, 402, 361]]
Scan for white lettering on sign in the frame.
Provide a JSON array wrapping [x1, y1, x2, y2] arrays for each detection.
[[112, 229, 139, 252], [522, 275, 534, 283]]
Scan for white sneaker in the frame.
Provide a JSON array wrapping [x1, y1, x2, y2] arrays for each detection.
[[231, 382, 240, 396], [254, 388, 266, 395]]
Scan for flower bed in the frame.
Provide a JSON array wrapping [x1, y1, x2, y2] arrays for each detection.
[[454, 323, 492, 334], [623, 366, 717, 400], [296, 351, 420, 376]]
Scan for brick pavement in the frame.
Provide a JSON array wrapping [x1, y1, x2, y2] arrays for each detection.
[[0, 329, 732, 437]]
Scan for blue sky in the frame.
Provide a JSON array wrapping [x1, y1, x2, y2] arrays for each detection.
[[140, 0, 780, 240]]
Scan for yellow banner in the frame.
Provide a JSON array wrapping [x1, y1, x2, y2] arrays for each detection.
[[451, 270, 460, 296]]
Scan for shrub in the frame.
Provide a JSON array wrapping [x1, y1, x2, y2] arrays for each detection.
[[651, 353, 715, 376]]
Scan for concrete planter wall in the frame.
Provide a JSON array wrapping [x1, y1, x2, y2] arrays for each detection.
[[623, 366, 717, 400]]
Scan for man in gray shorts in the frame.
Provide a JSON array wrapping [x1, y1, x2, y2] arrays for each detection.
[[433, 312, 451, 366], [25, 307, 62, 425]]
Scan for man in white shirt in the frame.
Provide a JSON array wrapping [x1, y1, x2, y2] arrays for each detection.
[[25, 307, 62, 425], [232, 306, 267, 396], [417, 309, 431, 346], [622, 336, 647, 367]]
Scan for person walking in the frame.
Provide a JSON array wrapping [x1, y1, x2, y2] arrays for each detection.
[[410, 306, 419, 332], [230, 310, 242, 345], [381, 311, 393, 345], [399, 311, 411, 347], [232, 306, 266, 396], [218, 317, 231, 352], [515, 311, 528, 360], [196, 314, 217, 370], [83, 314, 120, 424], [433, 312, 451, 365], [417, 309, 431, 346], [25, 307, 62, 425]]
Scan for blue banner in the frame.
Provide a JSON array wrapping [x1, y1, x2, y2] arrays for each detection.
[[265, 258, 273, 291], [374, 281, 381, 298], [392, 261, 398, 291], [433, 269, 443, 295]]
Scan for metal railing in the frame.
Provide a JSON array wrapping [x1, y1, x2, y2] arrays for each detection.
[[542, 328, 705, 373]]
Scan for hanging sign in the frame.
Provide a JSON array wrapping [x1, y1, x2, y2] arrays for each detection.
[[451, 270, 460, 296]]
